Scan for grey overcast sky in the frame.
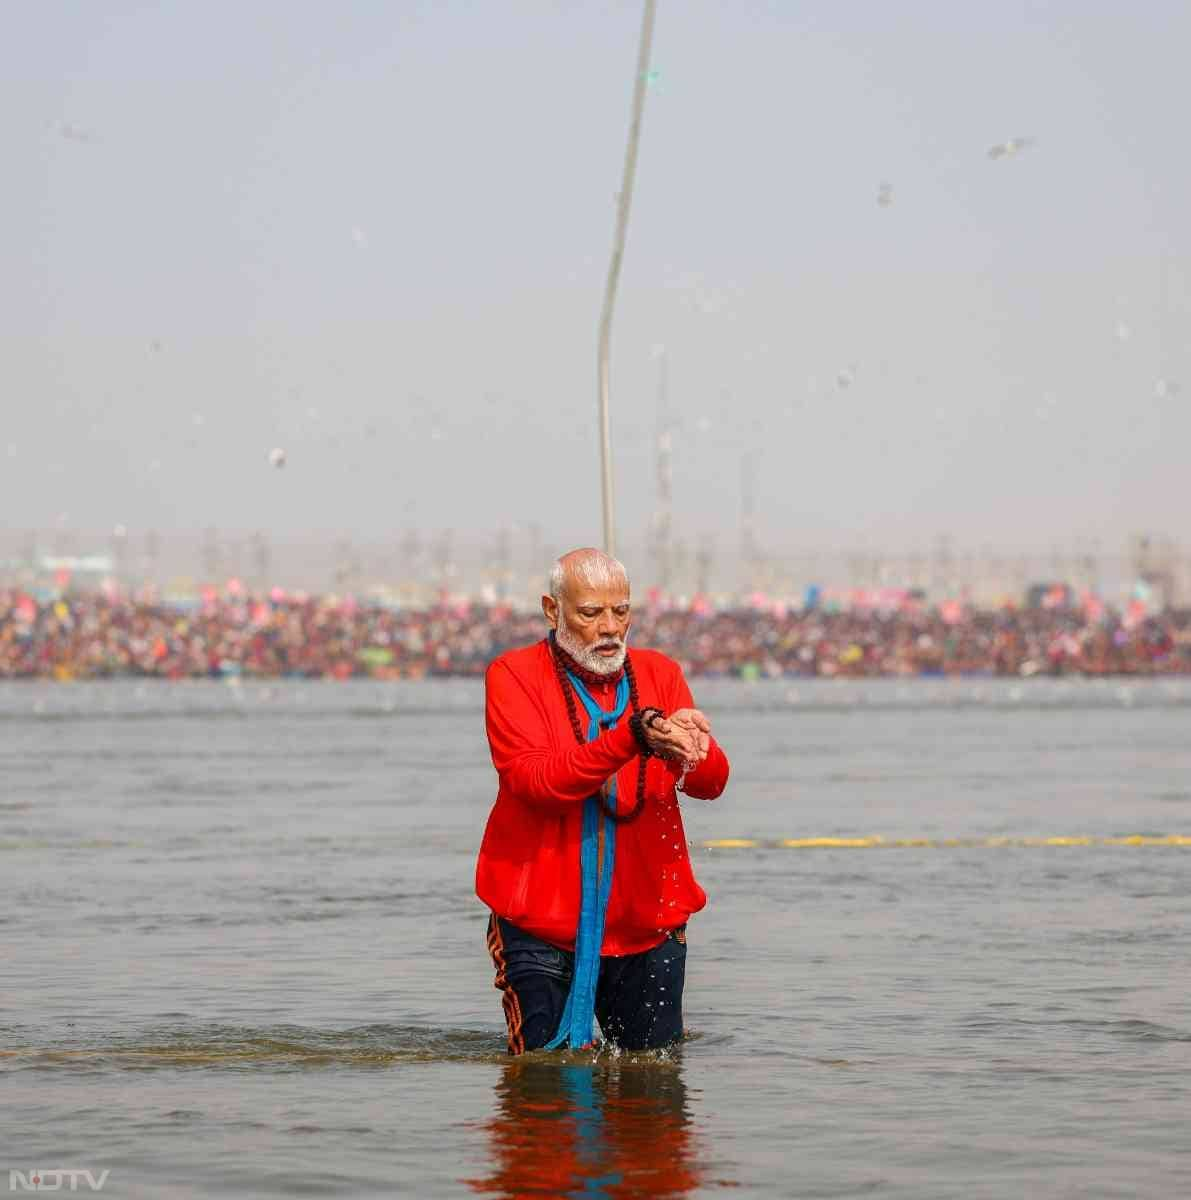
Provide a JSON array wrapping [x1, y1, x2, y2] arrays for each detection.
[[3, 0, 1189, 559]]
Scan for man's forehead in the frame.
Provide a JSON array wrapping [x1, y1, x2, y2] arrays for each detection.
[[563, 578, 630, 606]]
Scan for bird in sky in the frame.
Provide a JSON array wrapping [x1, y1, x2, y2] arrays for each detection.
[[59, 122, 97, 144], [988, 136, 1036, 160]]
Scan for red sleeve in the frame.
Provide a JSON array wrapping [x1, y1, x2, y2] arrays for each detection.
[[666, 668, 729, 801], [485, 658, 640, 812]]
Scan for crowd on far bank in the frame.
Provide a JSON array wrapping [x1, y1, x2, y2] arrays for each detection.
[[1, 587, 1189, 681]]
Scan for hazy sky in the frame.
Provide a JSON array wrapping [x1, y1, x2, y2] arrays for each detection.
[[4, 0, 1189, 561]]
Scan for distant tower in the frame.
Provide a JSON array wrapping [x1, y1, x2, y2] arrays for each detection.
[[110, 525, 129, 586], [740, 447, 761, 594], [202, 527, 222, 586], [526, 522, 544, 603], [396, 528, 423, 605], [251, 531, 271, 591], [493, 526, 512, 601], [434, 529, 455, 595], [143, 530, 161, 586], [21, 530, 37, 585], [931, 533, 954, 598], [401, 528, 423, 579], [333, 537, 355, 593], [650, 349, 674, 595], [695, 541, 713, 597], [53, 517, 75, 561], [671, 536, 690, 599], [1130, 533, 1177, 609], [905, 551, 926, 592], [1074, 537, 1100, 595]]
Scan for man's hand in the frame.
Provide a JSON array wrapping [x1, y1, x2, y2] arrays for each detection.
[[667, 709, 711, 763], [641, 712, 703, 764], [641, 708, 711, 765]]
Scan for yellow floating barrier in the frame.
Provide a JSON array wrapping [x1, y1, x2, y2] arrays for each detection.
[[780, 837, 883, 848], [1102, 834, 1191, 846], [697, 835, 1191, 851]]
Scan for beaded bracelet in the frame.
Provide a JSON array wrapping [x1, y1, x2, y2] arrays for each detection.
[[628, 707, 665, 756]]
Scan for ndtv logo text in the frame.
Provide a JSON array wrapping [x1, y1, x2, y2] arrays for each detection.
[[9, 1171, 110, 1192]]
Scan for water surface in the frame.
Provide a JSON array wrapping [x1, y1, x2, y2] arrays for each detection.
[[3, 678, 1190, 1197]]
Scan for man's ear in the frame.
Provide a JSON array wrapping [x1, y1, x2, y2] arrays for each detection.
[[541, 595, 559, 630]]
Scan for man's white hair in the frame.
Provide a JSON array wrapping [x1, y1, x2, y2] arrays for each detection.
[[548, 548, 630, 602]]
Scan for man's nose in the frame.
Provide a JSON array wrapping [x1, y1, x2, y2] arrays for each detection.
[[596, 610, 618, 637]]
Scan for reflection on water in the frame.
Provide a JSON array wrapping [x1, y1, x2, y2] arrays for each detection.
[[466, 1056, 705, 1199]]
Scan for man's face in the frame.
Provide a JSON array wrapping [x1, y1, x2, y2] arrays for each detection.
[[544, 576, 632, 675]]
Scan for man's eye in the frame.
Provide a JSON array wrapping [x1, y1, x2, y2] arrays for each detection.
[[614, 607, 630, 617]]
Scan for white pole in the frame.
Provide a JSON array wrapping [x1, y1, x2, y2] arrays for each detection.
[[596, 0, 657, 557]]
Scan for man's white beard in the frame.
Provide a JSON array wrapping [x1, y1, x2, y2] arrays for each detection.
[[555, 621, 627, 676]]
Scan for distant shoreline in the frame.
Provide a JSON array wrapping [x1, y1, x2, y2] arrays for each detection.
[[3, 588, 1189, 682]]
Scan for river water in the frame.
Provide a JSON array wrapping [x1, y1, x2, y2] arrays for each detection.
[[3, 676, 1190, 1198]]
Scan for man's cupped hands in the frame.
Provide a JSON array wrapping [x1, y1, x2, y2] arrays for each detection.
[[642, 708, 712, 767]]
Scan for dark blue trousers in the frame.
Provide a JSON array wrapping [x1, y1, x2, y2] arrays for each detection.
[[485, 913, 687, 1054]]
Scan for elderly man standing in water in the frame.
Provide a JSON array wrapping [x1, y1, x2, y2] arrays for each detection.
[[476, 548, 730, 1054]]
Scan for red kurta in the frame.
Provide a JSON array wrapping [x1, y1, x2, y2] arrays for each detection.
[[476, 639, 729, 956]]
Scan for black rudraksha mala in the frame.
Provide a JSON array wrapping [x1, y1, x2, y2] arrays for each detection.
[[548, 635, 649, 824]]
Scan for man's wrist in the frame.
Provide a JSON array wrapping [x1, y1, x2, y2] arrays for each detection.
[[629, 707, 665, 756]]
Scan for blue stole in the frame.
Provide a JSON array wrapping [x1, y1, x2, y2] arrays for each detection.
[[544, 667, 630, 1050]]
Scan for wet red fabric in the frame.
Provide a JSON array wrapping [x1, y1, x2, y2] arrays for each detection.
[[476, 639, 729, 956]]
